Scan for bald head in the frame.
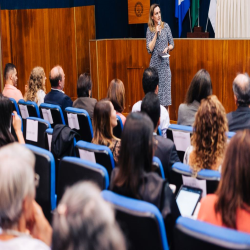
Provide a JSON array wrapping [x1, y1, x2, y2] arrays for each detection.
[[49, 66, 65, 89], [233, 73, 250, 107]]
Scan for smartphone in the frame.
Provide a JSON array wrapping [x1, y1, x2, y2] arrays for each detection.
[[176, 185, 202, 217]]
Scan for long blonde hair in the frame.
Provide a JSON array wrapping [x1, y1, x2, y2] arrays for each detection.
[[25, 67, 46, 103], [148, 4, 164, 32]]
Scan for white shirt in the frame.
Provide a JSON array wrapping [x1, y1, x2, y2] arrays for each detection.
[[132, 100, 170, 138], [36, 90, 46, 107]]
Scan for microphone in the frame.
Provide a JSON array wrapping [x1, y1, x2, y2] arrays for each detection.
[[157, 21, 161, 39]]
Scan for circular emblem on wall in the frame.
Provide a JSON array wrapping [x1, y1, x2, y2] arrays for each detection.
[[134, 2, 143, 17]]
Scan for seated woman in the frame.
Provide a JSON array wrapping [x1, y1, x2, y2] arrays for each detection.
[[184, 95, 228, 172], [107, 79, 126, 125], [92, 100, 120, 166], [110, 112, 180, 246], [178, 69, 212, 126], [52, 181, 126, 250], [73, 73, 97, 119], [0, 94, 24, 147], [25, 67, 46, 106], [198, 130, 250, 234]]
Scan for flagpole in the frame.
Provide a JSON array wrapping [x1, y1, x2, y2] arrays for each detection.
[[205, 0, 212, 32], [189, 8, 192, 32]]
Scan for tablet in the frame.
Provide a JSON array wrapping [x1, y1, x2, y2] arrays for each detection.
[[176, 185, 202, 217]]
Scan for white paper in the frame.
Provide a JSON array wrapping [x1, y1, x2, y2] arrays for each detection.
[[79, 149, 96, 163], [41, 109, 53, 124], [67, 113, 80, 130], [47, 134, 52, 152], [26, 119, 38, 142], [172, 131, 191, 151], [19, 104, 29, 119], [182, 175, 207, 197]]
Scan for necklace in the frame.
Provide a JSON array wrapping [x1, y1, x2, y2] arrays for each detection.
[[1, 229, 31, 238]]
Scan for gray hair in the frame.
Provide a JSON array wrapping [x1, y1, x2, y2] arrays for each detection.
[[52, 181, 126, 250], [0, 143, 35, 229], [233, 73, 250, 106]]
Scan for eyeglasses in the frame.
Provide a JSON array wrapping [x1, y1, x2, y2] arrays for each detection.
[[35, 173, 40, 188]]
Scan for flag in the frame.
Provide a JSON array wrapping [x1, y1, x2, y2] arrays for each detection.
[[175, 0, 190, 37], [208, 0, 217, 31], [191, 0, 200, 29]]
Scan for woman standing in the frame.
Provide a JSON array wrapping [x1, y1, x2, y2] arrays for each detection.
[[146, 4, 174, 110]]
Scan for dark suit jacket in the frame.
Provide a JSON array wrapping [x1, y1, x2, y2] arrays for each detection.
[[227, 106, 250, 132], [44, 89, 73, 111], [154, 134, 180, 182], [73, 97, 97, 119]]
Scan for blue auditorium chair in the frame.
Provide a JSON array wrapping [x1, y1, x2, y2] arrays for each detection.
[[171, 162, 221, 195], [40, 103, 65, 128], [18, 99, 40, 119], [9, 97, 20, 115], [152, 156, 165, 179], [25, 144, 56, 222], [157, 126, 162, 136], [75, 140, 115, 178], [113, 115, 123, 139], [45, 128, 53, 151], [102, 190, 169, 250], [174, 217, 250, 250], [65, 107, 93, 142], [57, 157, 109, 204]]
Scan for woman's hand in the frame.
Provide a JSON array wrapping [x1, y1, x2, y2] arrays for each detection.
[[12, 111, 25, 144], [156, 24, 161, 35], [163, 47, 169, 54]]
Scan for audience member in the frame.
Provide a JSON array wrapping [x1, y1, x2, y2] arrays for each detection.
[[92, 100, 120, 166], [132, 67, 170, 137], [111, 112, 180, 247], [52, 181, 126, 250], [73, 73, 97, 119], [0, 143, 52, 249], [107, 79, 126, 125], [141, 92, 180, 181], [44, 65, 73, 111], [24, 67, 47, 106], [198, 130, 250, 233], [227, 73, 250, 131], [178, 69, 212, 126], [0, 94, 24, 146], [184, 95, 228, 173], [2, 63, 23, 102]]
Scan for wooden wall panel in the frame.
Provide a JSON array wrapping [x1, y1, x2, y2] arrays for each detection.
[[90, 39, 250, 121], [1, 6, 95, 100]]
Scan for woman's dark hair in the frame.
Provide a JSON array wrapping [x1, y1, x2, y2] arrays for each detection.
[[0, 94, 15, 147], [215, 130, 250, 229], [111, 112, 154, 198], [77, 73, 92, 98], [185, 69, 212, 104]]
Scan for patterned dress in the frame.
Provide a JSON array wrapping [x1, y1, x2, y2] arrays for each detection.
[[146, 23, 174, 106]]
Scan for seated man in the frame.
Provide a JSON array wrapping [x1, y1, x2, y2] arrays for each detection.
[[141, 92, 180, 181], [44, 65, 73, 111], [2, 63, 23, 102], [227, 73, 250, 131], [132, 67, 170, 137]]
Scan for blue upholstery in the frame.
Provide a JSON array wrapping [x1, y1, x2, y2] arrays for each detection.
[[65, 107, 93, 142], [227, 131, 236, 139], [9, 97, 20, 115], [102, 190, 169, 250], [113, 115, 123, 139], [27, 117, 51, 128], [174, 217, 250, 250], [153, 156, 165, 179], [18, 99, 40, 118], [168, 124, 193, 133], [157, 126, 162, 136], [40, 103, 65, 126], [25, 144, 56, 221], [76, 140, 115, 177]]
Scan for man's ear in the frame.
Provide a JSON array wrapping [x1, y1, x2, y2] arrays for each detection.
[[234, 94, 238, 106], [155, 85, 159, 94]]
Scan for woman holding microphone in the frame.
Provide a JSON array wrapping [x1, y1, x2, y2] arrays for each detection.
[[146, 4, 174, 111]]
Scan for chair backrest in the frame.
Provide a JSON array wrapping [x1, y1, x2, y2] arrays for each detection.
[[167, 124, 193, 162], [102, 190, 169, 250], [40, 103, 65, 128], [23, 117, 51, 149], [171, 162, 220, 195], [65, 107, 93, 142], [18, 99, 40, 119], [113, 115, 123, 139], [174, 217, 250, 250], [152, 156, 165, 179], [45, 128, 53, 151], [57, 157, 109, 204], [9, 97, 20, 115], [25, 144, 56, 222], [75, 140, 115, 178]]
